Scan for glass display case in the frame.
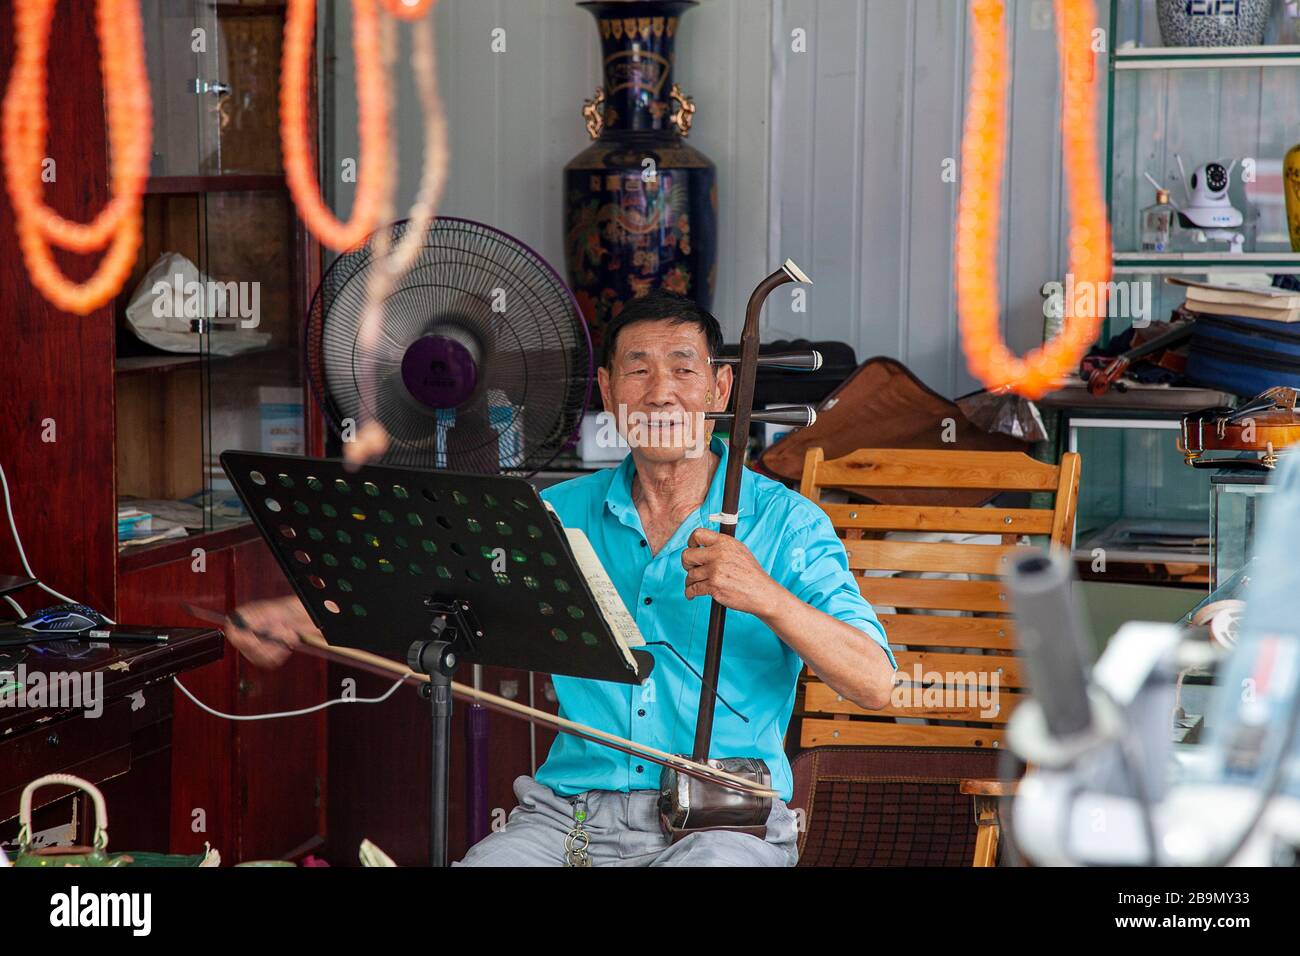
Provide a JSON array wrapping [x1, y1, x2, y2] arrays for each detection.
[[114, 1, 315, 551], [1105, 0, 1300, 337], [1210, 469, 1273, 590], [1069, 414, 1212, 583], [1054, 1, 1300, 588]]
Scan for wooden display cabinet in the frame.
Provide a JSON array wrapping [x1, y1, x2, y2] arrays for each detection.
[[0, 0, 541, 864], [0, 0, 325, 863], [118, 0, 326, 863]]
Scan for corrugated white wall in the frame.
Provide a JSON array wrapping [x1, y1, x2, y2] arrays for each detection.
[[326, 0, 1109, 397], [770, 0, 1110, 395]]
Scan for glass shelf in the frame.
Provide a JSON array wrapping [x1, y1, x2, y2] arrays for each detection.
[[145, 175, 287, 195], [1112, 252, 1300, 273], [1067, 415, 1212, 585], [1113, 44, 1300, 69], [1078, 0, 1299, 589], [1107, 64, 1295, 258]]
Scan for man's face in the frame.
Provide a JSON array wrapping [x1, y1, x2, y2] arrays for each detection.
[[596, 318, 732, 463]]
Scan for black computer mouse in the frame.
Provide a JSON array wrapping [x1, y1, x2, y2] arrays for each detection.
[[14, 602, 106, 633]]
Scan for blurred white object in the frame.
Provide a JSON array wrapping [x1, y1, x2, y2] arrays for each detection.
[[579, 410, 630, 464], [125, 251, 270, 356], [759, 405, 795, 449], [1012, 454, 1300, 866], [359, 838, 397, 867], [259, 386, 305, 456]]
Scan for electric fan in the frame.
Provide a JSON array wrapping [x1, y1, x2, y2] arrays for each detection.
[[305, 217, 592, 475]]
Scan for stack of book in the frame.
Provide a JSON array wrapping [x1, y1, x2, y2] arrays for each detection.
[[1170, 278, 1300, 323]]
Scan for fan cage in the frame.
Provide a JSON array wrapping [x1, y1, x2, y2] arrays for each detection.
[[305, 217, 593, 476]]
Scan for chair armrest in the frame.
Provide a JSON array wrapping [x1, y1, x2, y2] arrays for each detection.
[[959, 778, 1018, 797]]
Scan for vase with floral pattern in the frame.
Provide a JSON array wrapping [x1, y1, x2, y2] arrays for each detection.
[[563, 0, 718, 362]]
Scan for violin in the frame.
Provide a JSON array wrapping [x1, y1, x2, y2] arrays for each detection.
[[1179, 387, 1300, 470], [1085, 315, 1194, 396]]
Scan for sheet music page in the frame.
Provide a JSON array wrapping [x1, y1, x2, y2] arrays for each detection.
[[543, 502, 645, 669]]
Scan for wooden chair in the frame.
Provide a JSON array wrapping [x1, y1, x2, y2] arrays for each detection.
[[788, 447, 1080, 866]]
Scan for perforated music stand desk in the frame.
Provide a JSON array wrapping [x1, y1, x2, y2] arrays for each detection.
[[221, 450, 655, 866]]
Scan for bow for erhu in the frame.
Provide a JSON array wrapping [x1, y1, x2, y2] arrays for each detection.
[[182, 605, 777, 797], [692, 260, 815, 762]]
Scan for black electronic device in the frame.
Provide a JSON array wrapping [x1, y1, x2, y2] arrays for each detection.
[[0, 603, 168, 648], [12, 602, 105, 633]]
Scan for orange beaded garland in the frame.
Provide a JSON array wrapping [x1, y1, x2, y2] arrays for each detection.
[[4, 0, 439, 310], [379, 0, 436, 21], [281, 0, 393, 252], [2, 0, 152, 315], [955, 0, 1111, 399]]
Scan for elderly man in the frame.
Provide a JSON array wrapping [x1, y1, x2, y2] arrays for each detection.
[[226, 288, 895, 867]]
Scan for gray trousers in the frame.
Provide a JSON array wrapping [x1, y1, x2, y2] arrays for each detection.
[[454, 775, 799, 867]]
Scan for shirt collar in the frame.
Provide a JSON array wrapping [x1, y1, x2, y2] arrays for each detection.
[[604, 433, 755, 542]]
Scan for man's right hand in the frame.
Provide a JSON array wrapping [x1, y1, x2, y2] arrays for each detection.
[[224, 596, 322, 669]]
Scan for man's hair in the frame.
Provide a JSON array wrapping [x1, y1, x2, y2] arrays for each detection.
[[600, 289, 723, 369]]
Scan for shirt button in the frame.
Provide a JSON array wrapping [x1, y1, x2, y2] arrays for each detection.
[[635, 765, 645, 774], [640, 539, 647, 547], [637, 709, 646, 717], [643, 597, 652, 605]]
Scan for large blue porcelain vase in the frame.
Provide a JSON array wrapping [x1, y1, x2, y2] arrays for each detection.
[[563, 0, 718, 362]]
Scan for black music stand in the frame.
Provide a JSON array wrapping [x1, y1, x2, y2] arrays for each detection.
[[221, 450, 655, 866]]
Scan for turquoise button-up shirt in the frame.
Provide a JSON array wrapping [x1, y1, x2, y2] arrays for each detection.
[[535, 434, 894, 801]]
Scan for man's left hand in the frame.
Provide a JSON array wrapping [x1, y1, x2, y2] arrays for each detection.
[[681, 527, 784, 617]]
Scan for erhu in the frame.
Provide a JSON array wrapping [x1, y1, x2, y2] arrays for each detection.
[[658, 259, 820, 841]]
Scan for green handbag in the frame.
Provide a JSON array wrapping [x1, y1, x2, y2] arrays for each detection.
[[13, 773, 129, 867]]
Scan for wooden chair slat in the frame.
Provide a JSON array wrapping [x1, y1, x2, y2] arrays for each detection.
[[820, 503, 1055, 535], [875, 613, 1016, 650], [811, 448, 1061, 491], [891, 649, 1024, 688], [803, 680, 1023, 723], [806, 649, 1023, 687], [800, 718, 1007, 749], [858, 577, 1011, 613], [844, 540, 1020, 575], [1049, 452, 1082, 551]]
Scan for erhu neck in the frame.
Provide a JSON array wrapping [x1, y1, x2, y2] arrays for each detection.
[[691, 260, 811, 763]]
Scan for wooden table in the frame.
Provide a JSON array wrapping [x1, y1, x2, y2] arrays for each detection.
[[0, 628, 222, 854]]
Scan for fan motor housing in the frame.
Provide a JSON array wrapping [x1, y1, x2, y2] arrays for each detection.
[[401, 331, 481, 410]]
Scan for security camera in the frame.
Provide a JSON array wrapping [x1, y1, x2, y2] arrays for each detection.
[[1193, 162, 1229, 197], [1179, 159, 1243, 231]]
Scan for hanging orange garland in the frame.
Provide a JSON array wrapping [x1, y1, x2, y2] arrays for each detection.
[[955, 0, 1111, 399], [2, 0, 152, 315], [282, 0, 397, 252], [280, 0, 439, 252], [379, 0, 436, 22], [5, 0, 439, 308], [345, 1, 450, 467]]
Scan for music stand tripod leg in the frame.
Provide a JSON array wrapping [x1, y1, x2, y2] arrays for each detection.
[[408, 637, 458, 867]]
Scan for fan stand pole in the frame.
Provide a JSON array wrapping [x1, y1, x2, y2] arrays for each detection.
[[407, 623, 460, 867]]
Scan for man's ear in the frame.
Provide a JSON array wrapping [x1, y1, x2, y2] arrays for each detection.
[[596, 365, 613, 413], [712, 362, 733, 410]]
